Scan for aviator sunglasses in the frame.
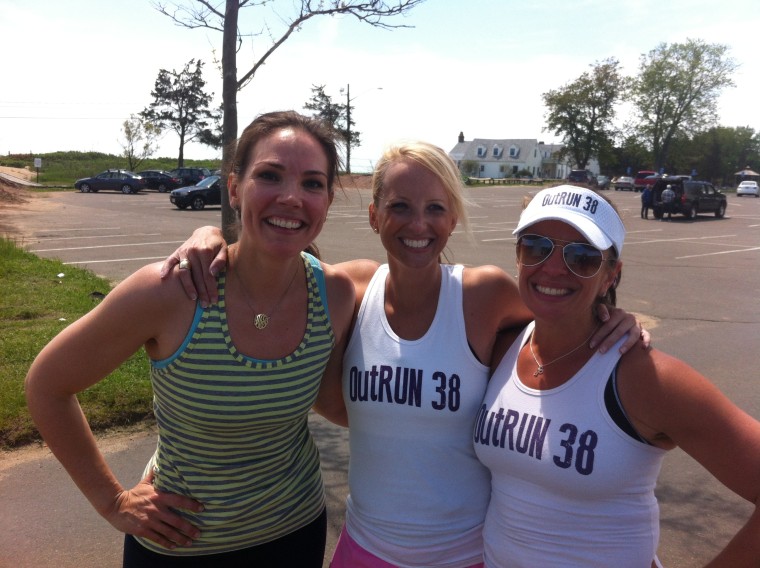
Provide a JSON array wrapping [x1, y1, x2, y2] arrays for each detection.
[[516, 234, 608, 278]]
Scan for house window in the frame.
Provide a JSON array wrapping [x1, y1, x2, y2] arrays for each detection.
[[480, 164, 485, 173], [509, 145, 519, 158], [477, 146, 486, 157], [493, 146, 503, 158]]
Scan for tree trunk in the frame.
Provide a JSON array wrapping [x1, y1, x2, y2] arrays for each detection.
[[221, 0, 239, 244]]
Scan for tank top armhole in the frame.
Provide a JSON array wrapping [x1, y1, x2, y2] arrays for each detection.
[[151, 301, 205, 368], [467, 341, 484, 365], [604, 363, 653, 445]]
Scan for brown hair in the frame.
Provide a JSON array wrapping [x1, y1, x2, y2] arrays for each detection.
[[229, 110, 342, 257], [231, 110, 341, 194]]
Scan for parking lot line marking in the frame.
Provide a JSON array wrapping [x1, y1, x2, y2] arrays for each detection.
[[626, 235, 736, 245], [63, 256, 170, 265], [31, 233, 161, 242], [30, 240, 186, 253], [33, 227, 119, 233], [676, 246, 760, 259]]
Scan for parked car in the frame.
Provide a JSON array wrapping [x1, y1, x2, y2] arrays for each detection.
[[567, 169, 598, 186], [614, 176, 635, 191], [74, 169, 146, 194], [651, 178, 727, 219], [170, 167, 212, 186], [633, 170, 657, 192], [170, 175, 221, 210], [136, 169, 183, 192], [596, 175, 610, 190], [736, 180, 759, 197]]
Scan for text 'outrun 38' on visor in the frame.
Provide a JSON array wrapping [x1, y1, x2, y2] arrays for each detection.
[[517, 234, 607, 278]]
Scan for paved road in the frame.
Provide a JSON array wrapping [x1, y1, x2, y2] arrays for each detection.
[[1, 186, 759, 567]]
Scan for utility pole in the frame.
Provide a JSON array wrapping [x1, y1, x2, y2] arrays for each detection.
[[340, 84, 382, 175], [344, 83, 352, 175]]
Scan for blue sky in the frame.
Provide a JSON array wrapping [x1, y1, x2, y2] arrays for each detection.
[[1, 0, 758, 172]]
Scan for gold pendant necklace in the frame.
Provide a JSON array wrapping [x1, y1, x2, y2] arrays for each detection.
[[529, 326, 598, 377], [234, 258, 301, 330]]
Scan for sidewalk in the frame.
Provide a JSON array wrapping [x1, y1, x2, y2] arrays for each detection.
[[0, 416, 348, 568]]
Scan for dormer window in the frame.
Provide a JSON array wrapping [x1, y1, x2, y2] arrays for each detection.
[[492, 145, 503, 158], [476, 145, 486, 158], [509, 145, 519, 158]]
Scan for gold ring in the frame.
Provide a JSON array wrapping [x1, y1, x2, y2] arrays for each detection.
[[178, 258, 191, 270]]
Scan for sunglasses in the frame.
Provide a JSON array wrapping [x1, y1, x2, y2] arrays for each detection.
[[516, 234, 608, 278]]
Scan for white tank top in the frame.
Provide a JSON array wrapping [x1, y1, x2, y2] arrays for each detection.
[[343, 264, 491, 567], [475, 322, 667, 567]]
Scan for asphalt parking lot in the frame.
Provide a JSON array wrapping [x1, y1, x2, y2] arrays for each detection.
[[2, 185, 760, 567]]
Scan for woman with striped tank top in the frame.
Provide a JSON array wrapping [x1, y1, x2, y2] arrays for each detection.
[[25, 111, 355, 567]]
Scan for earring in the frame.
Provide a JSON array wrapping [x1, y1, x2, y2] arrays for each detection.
[[372, 226, 379, 233]]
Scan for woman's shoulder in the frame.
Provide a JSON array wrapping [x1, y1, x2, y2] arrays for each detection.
[[461, 265, 520, 304], [462, 264, 514, 288], [118, 262, 198, 316], [616, 347, 709, 427], [319, 260, 355, 293], [332, 258, 381, 287], [111, 261, 179, 300]]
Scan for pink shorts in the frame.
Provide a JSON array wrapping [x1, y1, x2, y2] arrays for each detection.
[[330, 526, 484, 568]]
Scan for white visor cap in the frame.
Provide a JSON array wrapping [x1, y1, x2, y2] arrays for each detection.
[[513, 185, 625, 255]]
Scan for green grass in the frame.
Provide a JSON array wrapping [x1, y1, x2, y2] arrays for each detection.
[[0, 237, 153, 449], [0, 151, 221, 187]]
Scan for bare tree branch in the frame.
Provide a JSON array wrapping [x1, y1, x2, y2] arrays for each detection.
[[153, 0, 426, 241]]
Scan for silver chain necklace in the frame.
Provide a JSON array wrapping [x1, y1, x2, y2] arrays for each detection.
[[528, 326, 598, 377]]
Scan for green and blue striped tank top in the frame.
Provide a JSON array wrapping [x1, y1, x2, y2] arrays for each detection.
[[138, 252, 333, 556]]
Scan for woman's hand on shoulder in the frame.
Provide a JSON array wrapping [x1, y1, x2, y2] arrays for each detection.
[[160, 225, 228, 307], [592, 306, 650, 354]]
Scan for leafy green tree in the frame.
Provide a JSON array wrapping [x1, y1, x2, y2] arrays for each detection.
[[689, 126, 760, 185], [153, 0, 425, 243], [611, 136, 651, 177], [303, 85, 361, 172], [459, 160, 479, 177], [140, 59, 222, 167], [631, 39, 738, 171], [542, 58, 628, 170], [119, 114, 160, 172], [304, 85, 344, 128]]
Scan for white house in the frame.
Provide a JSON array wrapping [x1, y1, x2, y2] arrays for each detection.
[[449, 132, 599, 179]]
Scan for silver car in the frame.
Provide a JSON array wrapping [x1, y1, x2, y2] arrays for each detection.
[[614, 176, 635, 191]]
